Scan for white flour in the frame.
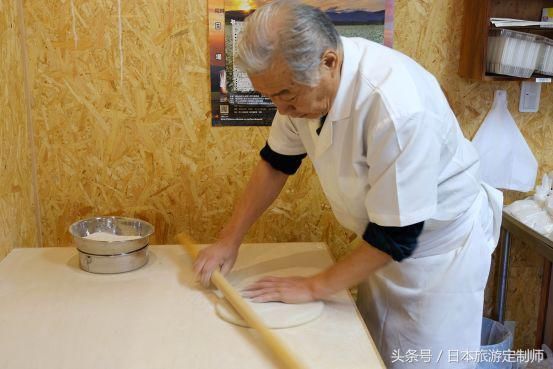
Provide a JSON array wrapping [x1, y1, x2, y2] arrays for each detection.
[[84, 232, 142, 242]]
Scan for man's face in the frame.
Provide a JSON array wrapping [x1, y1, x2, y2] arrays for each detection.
[[249, 53, 339, 119]]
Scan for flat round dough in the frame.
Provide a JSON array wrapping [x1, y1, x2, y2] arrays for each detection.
[[216, 297, 324, 329], [214, 267, 324, 329]]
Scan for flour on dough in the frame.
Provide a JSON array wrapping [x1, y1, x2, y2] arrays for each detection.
[[214, 267, 324, 329], [84, 232, 142, 242]]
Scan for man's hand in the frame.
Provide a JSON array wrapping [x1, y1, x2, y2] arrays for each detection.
[[192, 160, 290, 288], [242, 242, 392, 304], [241, 275, 319, 304], [193, 240, 239, 287]]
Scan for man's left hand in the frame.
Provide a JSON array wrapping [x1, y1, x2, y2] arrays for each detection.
[[241, 276, 319, 304]]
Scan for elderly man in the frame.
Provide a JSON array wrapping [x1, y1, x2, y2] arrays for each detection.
[[195, 1, 503, 367]]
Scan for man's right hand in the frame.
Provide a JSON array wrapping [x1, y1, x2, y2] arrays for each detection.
[[192, 159, 289, 288], [193, 240, 240, 287]]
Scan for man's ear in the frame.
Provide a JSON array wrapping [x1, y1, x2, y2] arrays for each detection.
[[321, 49, 339, 71], [321, 49, 340, 74]]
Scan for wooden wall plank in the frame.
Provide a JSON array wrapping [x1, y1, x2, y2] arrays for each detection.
[[0, 0, 39, 259]]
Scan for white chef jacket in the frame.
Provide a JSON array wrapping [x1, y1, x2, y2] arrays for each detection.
[[267, 37, 483, 257]]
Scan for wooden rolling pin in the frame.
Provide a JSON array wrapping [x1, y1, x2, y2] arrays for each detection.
[[176, 233, 308, 369]]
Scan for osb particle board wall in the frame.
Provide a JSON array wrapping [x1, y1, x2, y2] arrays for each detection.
[[394, 1, 552, 350], [19, 0, 354, 258], [0, 0, 38, 259], [3, 0, 551, 349]]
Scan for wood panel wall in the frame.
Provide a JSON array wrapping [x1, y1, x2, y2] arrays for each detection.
[[0, 0, 39, 259], [18, 0, 356, 260]]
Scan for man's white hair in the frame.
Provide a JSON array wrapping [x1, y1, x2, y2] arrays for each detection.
[[235, 0, 342, 87]]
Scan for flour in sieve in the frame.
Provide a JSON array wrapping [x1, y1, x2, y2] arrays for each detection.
[[84, 232, 142, 242]]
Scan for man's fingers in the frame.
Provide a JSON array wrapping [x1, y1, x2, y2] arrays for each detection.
[[242, 286, 279, 298], [252, 292, 282, 303], [240, 275, 312, 304], [255, 276, 282, 283], [200, 260, 219, 286], [193, 257, 206, 276], [242, 276, 284, 290], [220, 260, 233, 275], [200, 270, 211, 287], [242, 281, 277, 292]]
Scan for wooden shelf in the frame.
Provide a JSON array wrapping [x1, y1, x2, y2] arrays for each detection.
[[459, 0, 553, 81], [483, 73, 553, 81], [502, 212, 553, 262], [490, 25, 553, 32], [489, 25, 553, 39]]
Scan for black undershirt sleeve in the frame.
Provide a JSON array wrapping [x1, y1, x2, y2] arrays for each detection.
[[362, 221, 424, 262], [259, 142, 307, 175], [260, 115, 325, 174]]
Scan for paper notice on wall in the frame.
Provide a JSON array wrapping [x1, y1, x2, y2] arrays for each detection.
[[207, 0, 395, 126], [231, 20, 254, 92]]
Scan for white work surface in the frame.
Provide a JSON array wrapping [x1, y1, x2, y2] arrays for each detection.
[[0, 243, 385, 369]]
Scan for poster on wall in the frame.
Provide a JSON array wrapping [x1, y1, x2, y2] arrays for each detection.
[[208, 0, 395, 127]]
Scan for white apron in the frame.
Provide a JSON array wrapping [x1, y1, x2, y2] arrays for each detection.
[[356, 183, 503, 369]]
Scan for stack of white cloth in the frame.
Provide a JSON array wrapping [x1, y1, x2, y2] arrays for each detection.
[[504, 172, 553, 240]]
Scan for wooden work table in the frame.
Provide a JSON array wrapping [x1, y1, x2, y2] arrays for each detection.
[[497, 212, 553, 348], [0, 243, 385, 369]]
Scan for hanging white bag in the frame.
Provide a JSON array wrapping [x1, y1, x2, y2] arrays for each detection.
[[472, 90, 538, 192]]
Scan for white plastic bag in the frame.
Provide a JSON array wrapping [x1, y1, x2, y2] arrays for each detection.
[[546, 196, 553, 217], [504, 199, 553, 236], [504, 199, 541, 219], [535, 174, 552, 207], [530, 212, 553, 235], [472, 90, 538, 192]]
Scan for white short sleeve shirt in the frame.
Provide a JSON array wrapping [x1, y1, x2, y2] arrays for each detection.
[[267, 37, 481, 243]]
